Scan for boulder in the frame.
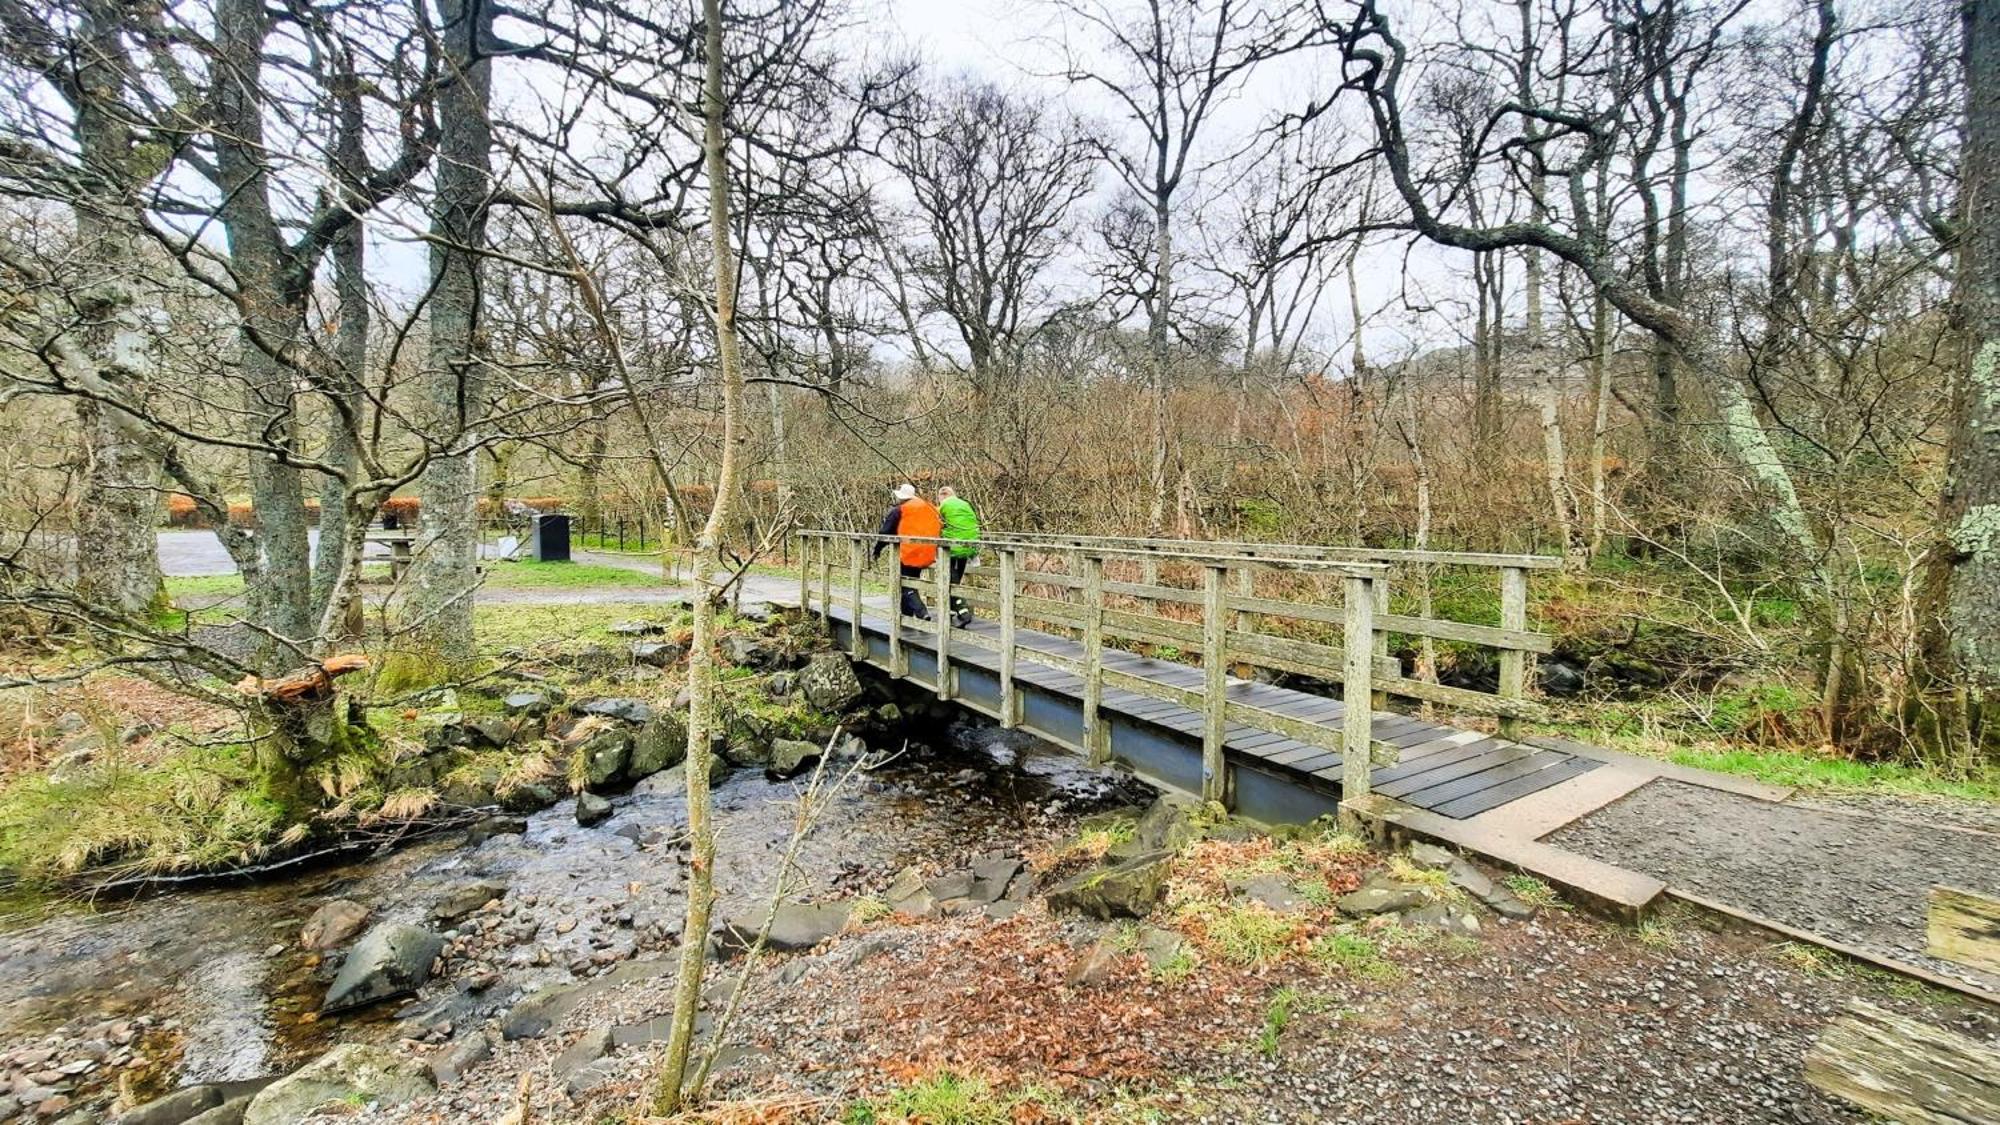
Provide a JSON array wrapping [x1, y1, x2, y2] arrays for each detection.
[[431, 881, 507, 925], [429, 1031, 490, 1086], [632, 641, 683, 667], [501, 959, 675, 1040], [578, 698, 654, 724], [764, 672, 795, 699], [1445, 858, 1494, 899], [1232, 873, 1312, 915], [1068, 938, 1120, 986], [1408, 843, 1456, 871], [719, 633, 776, 669], [1045, 852, 1173, 920], [716, 901, 850, 953], [884, 867, 936, 918], [321, 923, 445, 1013], [765, 738, 821, 781], [1137, 926, 1188, 974], [1406, 903, 1483, 938], [968, 856, 1021, 904], [241, 1045, 434, 1125], [461, 715, 518, 749], [628, 713, 689, 779], [925, 870, 975, 903], [299, 899, 371, 951], [115, 1084, 222, 1125], [183, 1097, 254, 1125], [498, 780, 561, 813], [1336, 885, 1427, 917], [438, 764, 501, 809], [1133, 794, 1202, 854], [797, 653, 863, 712], [609, 620, 666, 637], [553, 1026, 611, 1080], [574, 727, 632, 789], [575, 792, 613, 828], [502, 691, 553, 716]]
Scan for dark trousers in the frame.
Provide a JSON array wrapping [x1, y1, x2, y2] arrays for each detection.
[[948, 555, 971, 614], [898, 564, 930, 619]]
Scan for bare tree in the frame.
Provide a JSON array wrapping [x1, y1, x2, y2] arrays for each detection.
[[887, 75, 1098, 397], [1051, 0, 1330, 532]]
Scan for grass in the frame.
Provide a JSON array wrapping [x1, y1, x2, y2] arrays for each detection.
[[477, 560, 658, 589], [0, 739, 290, 887], [1174, 898, 1300, 967], [471, 602, 667, 652], [1663, 746, 2000, 802], [1502, 874, 1566, 910], [1259, 986, 1298, 1059], [163, 573, 247, 601], [845, 1070, 1075, 1124], [1308, 929, 1399, 981], [1387, 855, 1460, 901]]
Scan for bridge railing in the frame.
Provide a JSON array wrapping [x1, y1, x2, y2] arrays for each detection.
[[983, 531, 1557, 732], [789, 530, 1557, 808]]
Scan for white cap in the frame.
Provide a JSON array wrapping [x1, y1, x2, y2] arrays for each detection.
[[892, 483, 917, 501]]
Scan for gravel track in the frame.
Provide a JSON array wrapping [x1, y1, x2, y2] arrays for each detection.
[[1547, 778, 2000, 994]]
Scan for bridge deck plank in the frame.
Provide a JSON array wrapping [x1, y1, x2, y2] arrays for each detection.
[[824, 603, 1594, 819]]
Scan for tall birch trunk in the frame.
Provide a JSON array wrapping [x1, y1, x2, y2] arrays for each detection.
[[1916, 0, 2000, 772], [410, 0, 493, 664], [68, 0, 162, 620], [656, 0, 745, 1109]]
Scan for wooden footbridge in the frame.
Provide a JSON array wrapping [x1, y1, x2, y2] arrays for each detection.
[[791, 530, 1600, 827]]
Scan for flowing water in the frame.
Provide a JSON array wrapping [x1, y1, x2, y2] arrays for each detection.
[[0, 720, 1148, 1101]]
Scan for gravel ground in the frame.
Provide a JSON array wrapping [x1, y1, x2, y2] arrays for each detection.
[[354, 891, 2000, 1125], [1547, 779, 2000, 994]]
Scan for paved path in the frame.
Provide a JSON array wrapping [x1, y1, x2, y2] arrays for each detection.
[[158, 529, 520, 577]]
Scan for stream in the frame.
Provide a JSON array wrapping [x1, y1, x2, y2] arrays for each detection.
[[0, 719, 1149, 1115]]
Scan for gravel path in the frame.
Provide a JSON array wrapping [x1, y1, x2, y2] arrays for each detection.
[[1547, 779, 2000, 993]]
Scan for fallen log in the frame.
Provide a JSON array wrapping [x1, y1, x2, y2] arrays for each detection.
[[1804, 1000, 2000, 1124]]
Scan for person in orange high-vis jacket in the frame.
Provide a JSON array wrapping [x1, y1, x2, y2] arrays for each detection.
[[872, 483, 941, 620]]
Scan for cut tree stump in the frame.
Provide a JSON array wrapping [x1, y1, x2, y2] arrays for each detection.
[[1927, 886, 2000, 977], [1804, 1000, 2000, 1124]]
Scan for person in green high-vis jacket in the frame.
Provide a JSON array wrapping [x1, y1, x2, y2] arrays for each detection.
[[937, 486, 980, 627]]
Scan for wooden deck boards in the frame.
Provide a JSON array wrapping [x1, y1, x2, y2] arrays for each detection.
[[823, 603, 1596, 819]]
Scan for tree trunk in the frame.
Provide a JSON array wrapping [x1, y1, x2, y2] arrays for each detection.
[[1587, 289, 1613, 555], [1145, 197, 1173, 535], [409, 0, 494, 665], [314, 152, 369, 640], [657, 0, 744, 1109], [68, 0, 162, 621], [1916, 0, 2000, 773]]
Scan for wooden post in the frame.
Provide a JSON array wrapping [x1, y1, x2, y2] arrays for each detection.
[[1141, 554, 1160, 589], [887, 550, 906, 679], [1498, 565, 1528, 737], [817, 537, 832, 639], [934, 557, 952, 700], [1201, 564, 1228, 804], [847, 539, 865, 660], [1231, 564, 1255, 679], [796, 534, 810, 613], [1340, 572, 1376, 831], [1083, 553, 1106, 763], [999, 548, 1018, 728], [1371, 575, 1391, 712]]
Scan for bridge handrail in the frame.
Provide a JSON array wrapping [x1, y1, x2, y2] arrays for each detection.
[[788, 529, 1389, 575], [962, 530, 1564, 571]]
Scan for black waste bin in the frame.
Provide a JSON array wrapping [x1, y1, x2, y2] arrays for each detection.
[[531, 513, 571, 562]]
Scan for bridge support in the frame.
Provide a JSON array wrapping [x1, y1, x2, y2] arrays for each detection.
[[1342, 573, 1377, 832]]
